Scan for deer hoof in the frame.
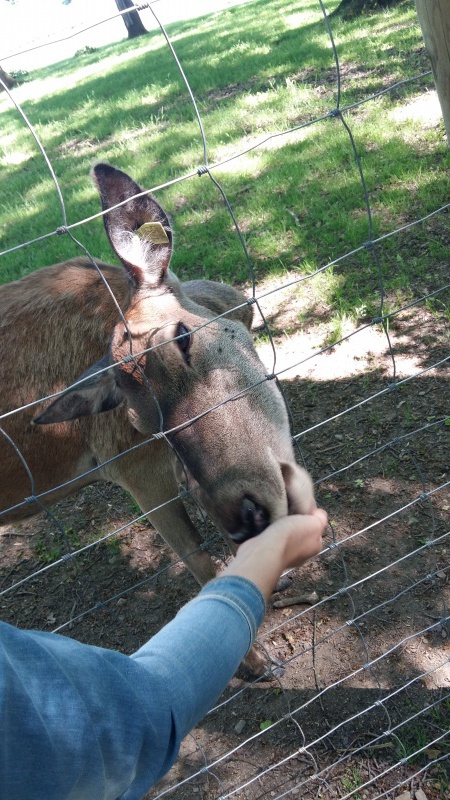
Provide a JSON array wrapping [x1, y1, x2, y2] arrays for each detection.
[[238, 646, 285, 682], [273, 574, 292, 593]]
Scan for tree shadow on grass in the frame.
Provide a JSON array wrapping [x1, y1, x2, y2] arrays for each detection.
[[1, 0, 436, 292]]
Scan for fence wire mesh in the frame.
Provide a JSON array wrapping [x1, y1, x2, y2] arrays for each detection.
[[0, 1, 449, 799]]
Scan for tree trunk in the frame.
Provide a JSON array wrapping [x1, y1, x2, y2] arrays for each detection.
[[415, 1, 450, 144], [331, 0, 403, 19], [0, 66, 18, 91], [114, 0, 147, 39]]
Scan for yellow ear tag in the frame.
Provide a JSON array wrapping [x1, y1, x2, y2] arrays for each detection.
[[135, 222, 170, 244]]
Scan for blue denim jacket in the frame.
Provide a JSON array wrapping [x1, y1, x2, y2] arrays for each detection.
[[0, 576, 265, 800]]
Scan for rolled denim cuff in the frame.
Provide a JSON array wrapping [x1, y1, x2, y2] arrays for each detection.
[[179, 575, 266, 652]]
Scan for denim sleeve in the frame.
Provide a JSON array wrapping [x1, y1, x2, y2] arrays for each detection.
[[0, 575, 265, 800]]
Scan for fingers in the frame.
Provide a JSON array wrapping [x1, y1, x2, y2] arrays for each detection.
[[293, 510, 326, 565], [267, 508, 328, 569], [226, 508, 328, 601], [239, 508, 327, 566], [312, 507, 328, 529]]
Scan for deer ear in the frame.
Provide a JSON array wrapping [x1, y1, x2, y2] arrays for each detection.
[[34, 356, 124, 424], [92, 163, 173, 290]]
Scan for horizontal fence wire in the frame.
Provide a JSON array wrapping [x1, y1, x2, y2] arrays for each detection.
[[0, 1, 449, 799]]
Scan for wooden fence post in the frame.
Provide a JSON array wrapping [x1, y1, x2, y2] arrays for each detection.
[[415, 1, 450, 143]]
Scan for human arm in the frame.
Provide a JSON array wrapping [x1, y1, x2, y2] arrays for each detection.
[[0, 577, 265, 800], [0, 509, 326, 800]]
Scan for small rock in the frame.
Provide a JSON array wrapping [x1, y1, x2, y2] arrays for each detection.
[[436, 571, 446, 580], [116, 598, 127, 606], [234, 719, 246, 734], [415, 790, 429, 800], [394, 792, 411, 800]]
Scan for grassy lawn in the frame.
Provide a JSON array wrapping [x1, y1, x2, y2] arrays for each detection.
[[0, 0, 448, 333]]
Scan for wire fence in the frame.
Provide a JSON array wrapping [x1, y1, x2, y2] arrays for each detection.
[[1, 1, 449, 799]]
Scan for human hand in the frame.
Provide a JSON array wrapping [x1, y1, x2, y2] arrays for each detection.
[[222, 508, 328, 601]]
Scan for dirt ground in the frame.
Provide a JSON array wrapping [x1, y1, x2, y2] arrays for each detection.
[[0, 279, 449, 799]]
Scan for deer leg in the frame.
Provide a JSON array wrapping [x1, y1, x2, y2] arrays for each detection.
[[104, 442, 216, 586], [105, 443, 272, 678]]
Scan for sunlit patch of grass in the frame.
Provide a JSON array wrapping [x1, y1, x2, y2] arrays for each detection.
[[0, 0, 447, 328]]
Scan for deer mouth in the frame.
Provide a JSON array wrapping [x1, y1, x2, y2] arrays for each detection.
[[176, 466, 272, 543], [228, 495, 270, 543], [173, 460, 292, 544]]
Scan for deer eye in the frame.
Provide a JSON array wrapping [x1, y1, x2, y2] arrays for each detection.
[[176, 322, 191, 365]]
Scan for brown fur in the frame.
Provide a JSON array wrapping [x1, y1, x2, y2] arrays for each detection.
[[0, 165, 315, 677]]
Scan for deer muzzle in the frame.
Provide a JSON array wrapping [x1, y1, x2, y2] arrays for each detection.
[[228, 496, 270, 544]]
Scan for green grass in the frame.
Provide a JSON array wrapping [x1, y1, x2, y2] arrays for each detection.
[[34, 522, 124, 564], [391, 696, 450, 770], [1, 0, 448, 332]]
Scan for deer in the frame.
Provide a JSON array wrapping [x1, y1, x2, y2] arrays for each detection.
[[0, 163, 315, 676]]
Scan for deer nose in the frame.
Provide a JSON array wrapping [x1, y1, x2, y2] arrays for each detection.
[[229, 495, 270, 544]]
